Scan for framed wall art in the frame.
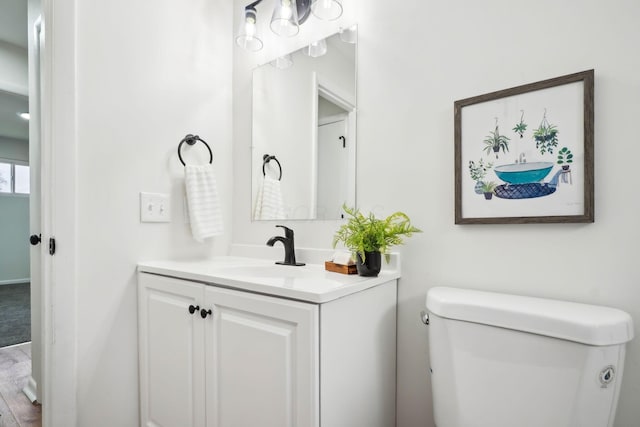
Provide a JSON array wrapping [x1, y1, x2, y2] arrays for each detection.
[[454, 69, 594, 224]]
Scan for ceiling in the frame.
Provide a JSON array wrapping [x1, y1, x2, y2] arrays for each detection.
[[0, 0, 28, 142]]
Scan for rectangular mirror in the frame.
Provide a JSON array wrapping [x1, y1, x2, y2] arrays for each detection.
[[251, 28, 357, 220]]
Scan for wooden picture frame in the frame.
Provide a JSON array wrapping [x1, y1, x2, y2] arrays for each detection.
[[454, 70, 594, 224]]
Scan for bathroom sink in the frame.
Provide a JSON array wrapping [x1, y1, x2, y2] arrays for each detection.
[[215, 264, 327, 279], [138, 256, 400, 303]]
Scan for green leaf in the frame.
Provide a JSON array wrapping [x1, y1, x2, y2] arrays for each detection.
[[333, 205, 421, 262]]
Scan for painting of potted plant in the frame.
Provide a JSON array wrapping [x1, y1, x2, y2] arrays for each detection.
[[454, 69, 594, 224], [469, 159, 493, 194], [533, 110, 559, 155], [481, 181, 498, 200], [333, 205, 421, 277], [512, 110, 527, 138], [557, 146, 573, 170], [483, 119, 510, 159]]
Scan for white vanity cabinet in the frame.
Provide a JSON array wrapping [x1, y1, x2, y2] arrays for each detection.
[[138, 267, 397, 427]]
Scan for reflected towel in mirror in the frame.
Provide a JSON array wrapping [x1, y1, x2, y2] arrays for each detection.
[[253, 176, 286, 220], [185, 164, 224, 241]]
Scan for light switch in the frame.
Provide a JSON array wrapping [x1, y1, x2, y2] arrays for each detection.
[[140, 192, 171, 223]]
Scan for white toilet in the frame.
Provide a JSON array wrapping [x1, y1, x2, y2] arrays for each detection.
[[425, 287, 634, 427]]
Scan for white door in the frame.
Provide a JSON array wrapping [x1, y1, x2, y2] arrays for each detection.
[[204, 286, 319, 427], [138, 274, 206, 427], [27, 17, 43, 402], [316, 118, 348, 219]]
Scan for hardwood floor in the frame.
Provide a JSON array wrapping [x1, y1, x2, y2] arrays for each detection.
[[0, 343, 41, 427]]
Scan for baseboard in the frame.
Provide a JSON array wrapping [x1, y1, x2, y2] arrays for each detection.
[[22, 376, 38, 403], [0, 278, 30, 285]]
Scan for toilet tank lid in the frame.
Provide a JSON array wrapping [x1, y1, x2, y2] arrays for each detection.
[[426, 287, 634, 346]]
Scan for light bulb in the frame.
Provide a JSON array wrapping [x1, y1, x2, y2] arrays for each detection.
[[281, 0, 293, 19], [236, 7, 263, 51], [271, 0, 299, 37], [246, 18, 256, 36]]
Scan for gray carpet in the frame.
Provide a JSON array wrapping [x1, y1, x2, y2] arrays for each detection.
[[0, 283, 31, 347]]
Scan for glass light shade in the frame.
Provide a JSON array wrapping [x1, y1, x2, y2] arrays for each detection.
[[236, 8, 263, 51], [339, 25, 357, 44], [271, 0, 299, 37], [270, 54, 294, 69], [310, 0, 342, 20], [303, 39, 327, 57]]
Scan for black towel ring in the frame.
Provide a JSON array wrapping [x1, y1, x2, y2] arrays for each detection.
[[262, 154, 282, 181], [178, 134, 213, 166]]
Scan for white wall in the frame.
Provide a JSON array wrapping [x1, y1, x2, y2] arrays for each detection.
[[0, 40, 28, 95], [69, 0, 233, 425], [0, 136, 28, 161], [233, 1, 640, 426], [0, 137, 29, 284], [0, 194, 29, 282], [0, 19, 30, 285]]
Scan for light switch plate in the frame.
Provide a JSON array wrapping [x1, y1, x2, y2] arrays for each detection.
[[140, 192, 171, 223]]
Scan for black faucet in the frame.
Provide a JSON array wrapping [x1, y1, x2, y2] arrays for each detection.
[[266, 225, 305, 266]]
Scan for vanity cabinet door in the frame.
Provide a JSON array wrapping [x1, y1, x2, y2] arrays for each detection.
[[138, 274, 206, 427], [203, 286, 320, 427]]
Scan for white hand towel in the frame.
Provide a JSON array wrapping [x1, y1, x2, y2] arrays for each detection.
[[185, 164, 223, 242], [253, 176, 286, 220]]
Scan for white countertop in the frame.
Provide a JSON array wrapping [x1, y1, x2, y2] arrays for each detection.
[[138, 256, 400, 303]]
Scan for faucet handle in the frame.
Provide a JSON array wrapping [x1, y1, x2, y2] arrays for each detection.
[[275, 225, 294, 238]]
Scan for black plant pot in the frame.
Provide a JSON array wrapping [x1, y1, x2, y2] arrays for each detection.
[[356, 251, 382, 277]]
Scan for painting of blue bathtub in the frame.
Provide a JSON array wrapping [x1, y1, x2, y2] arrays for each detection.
[[493, 162, 554, 184]]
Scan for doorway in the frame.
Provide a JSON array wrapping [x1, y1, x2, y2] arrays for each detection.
[[0, 0, 42, 425], [314, 81, 356, 220]]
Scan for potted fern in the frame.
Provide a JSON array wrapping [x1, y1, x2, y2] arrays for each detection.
[[483, 122, 510, 159], [533, 111, 559, 155], [333, 205, 421, 277], [481, 181, 498, 200]]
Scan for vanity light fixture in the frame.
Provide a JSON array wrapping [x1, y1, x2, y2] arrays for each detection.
[[310, 0, 342, 21], [236, 5, 263, 52], [270, 53, 294, 69], [236, 0, 343, 52], [270, 0, 299, 37], [339, 24, 357, 43], [303, 39, 327, 57]]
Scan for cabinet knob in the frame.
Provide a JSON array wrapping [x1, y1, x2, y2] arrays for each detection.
[[188, 304, 200, 315], [30, 234, 41, 245], [200, 308, 212, 319]]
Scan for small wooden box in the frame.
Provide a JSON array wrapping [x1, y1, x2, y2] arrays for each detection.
[[324, 261, 358, 275]]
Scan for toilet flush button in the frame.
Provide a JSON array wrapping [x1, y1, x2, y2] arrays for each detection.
[[599, 366, 615, 388]]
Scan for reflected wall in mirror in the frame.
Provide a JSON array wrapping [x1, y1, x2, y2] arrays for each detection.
[[252, 28, 356, 220]]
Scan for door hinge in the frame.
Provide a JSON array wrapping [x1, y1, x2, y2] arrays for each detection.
[[49, 237, 56, 255]]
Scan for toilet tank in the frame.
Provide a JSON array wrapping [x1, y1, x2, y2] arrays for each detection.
[[426, 287, 634, 427]]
